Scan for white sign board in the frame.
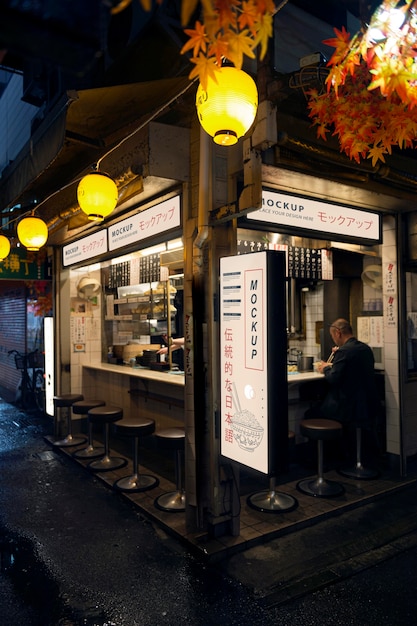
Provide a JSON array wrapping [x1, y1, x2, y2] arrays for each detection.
[[108, 196, 181, 251], [220, 253, 269, 473], [62, 231, 108, 267], [248, 189, 381, 242]]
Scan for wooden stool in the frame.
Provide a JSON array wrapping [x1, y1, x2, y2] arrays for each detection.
[[112, 418, 158, 492], [297, 419, 344, 497], [154, 428, 185, 512], [338, 426, 379, 480], [72, 400, 106, 460], [53, 393, 85, 447], [87, 406, 127, 472], [247, 431, 298, 513]]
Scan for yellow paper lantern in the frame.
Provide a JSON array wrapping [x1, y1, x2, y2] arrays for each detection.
[[0, 234, 10, 260], [77, 171, 118, 221], [17, 216, 48, 251], [196, 67, 258, 146]]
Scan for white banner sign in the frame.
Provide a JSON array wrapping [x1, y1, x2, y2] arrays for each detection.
[[248, 189, 381, 242], [63, 231, 108, 267], [220, 253, 269, 473], [108, 196, 181, 251]]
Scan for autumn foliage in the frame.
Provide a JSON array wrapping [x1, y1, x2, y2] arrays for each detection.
[[180, 0, 276, 89], [308, 0, 417, 165]]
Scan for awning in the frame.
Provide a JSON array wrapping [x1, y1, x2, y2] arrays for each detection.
[[0, 75, 195, 234]]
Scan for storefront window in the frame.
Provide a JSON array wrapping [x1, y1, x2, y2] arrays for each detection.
[[406, 272, 417, 374]]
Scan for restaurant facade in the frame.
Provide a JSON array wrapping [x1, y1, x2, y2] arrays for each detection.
[[1, 2, 417, 542]]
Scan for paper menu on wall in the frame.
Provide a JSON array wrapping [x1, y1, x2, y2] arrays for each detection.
[[357, 316, 383, 347], [70, 316, 86, 343]]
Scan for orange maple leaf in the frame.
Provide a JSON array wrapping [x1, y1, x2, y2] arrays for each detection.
[[181, 21, 209, 57], [208, 34, 230, 66], [324, 26, 351, 64], [367, 144, 387, 167], [226, 28, 256, 69], [252, 12, 273, 60], [188, 53, 219, 91], [238, 0, 259, 32]]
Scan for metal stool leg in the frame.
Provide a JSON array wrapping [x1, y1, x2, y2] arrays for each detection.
[[88, 423, 126, 472], [339, 427, 379, 479], [298, 439, 344, 497], [155, 448, 186, 511], [114, 436, 158, 492], [54, 407, 86, 447], [73, 420, 105, 459], [247, 476, 298, 513]]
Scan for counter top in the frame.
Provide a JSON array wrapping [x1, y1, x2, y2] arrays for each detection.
[[287, 371, 324, 384], [82, 362, 185, 386], [83, 362, 323, 387]]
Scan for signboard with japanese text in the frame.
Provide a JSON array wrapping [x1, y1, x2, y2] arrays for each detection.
[[220, 251, 288, 475], [0, 246, 50, 280], [108, 196, 181, 252], [63, 231, 108, 267], [246, 189, 381, 243]]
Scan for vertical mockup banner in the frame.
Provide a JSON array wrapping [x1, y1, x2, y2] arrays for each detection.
[[220, 251, 287, 475]]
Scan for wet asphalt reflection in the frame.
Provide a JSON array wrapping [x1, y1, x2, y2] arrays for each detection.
[[0, 400, 277, 626]]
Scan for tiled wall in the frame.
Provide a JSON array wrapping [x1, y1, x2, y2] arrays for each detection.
[[69, 269, 103, 397]]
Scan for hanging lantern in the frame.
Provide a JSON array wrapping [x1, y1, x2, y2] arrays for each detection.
[[0, 234, 10, 260], [196, 67, 258, 146], [77, 171, 118, 221], [17, 216, 48, 251]]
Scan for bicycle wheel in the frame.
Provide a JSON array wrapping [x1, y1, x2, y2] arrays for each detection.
[[33, 370, 46, 414]]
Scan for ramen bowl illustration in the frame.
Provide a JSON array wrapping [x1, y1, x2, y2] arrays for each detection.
[[232, 409, 264, 452]]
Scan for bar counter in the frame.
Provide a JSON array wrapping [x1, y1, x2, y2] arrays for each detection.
[[82, 362, 185, 431], [81, 362, 323, 435]]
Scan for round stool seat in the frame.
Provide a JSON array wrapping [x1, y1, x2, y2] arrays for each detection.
[[88, 405, 123, 424], [297, 418, 344, 498], [300, 418, 343, 441], [113, 417, 155, 438], [53, 393, 84, 408], [72, 399, 105, 414], [112, 417, 157, 493], [87, 406, 126, 473], [72, 400, 106, 460], [155, 427, 185, 450]]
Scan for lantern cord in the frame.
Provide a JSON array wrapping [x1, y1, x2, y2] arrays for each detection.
[[3, 76, 198, 225], [96, 77, 198, 169]]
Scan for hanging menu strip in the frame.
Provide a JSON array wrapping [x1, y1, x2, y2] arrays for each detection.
[[287, 247, 322, 279]]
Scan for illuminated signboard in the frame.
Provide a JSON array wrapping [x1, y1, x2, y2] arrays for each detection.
[[247, 189, 381, 243], [108, 196, 181, 251], [220, 250, 287, 475], [63, 231, 108, 267]]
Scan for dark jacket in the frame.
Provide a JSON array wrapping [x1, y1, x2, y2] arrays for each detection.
[[320, 337, 378, 425]]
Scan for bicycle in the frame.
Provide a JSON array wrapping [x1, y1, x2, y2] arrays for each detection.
[[8, 349, 46, 414]]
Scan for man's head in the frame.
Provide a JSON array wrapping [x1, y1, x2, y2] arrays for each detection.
[[329, 318, 353, 346]]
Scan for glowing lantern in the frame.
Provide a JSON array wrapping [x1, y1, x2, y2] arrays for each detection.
[[17, 216, 48, 251], [77, 171, 118, 221], [0, 234, 10, 260], [196, 67, 258, 146]]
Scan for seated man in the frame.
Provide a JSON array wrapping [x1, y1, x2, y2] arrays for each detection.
[[314, 318, 382, 461]]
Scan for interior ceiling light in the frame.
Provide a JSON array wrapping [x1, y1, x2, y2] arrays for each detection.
[[0, 234, 10, 260], [196, 66, 258, 146], [17, 215, 48, 251], [77, 171, 119, 221]]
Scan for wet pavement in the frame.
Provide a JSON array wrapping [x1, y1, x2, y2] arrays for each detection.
[[2, 397, 417, 625]]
